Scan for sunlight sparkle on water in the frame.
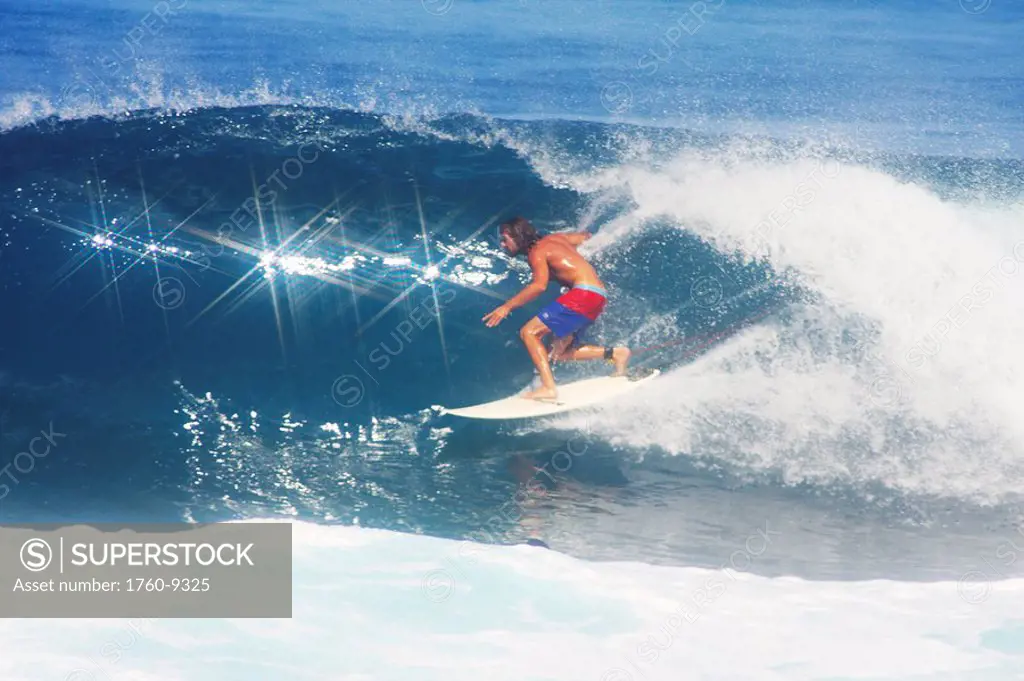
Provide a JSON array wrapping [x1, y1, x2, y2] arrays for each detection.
[[259, 252, 364, 278]]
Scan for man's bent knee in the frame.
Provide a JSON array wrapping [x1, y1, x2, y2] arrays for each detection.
[[520, 319, 548, 341]]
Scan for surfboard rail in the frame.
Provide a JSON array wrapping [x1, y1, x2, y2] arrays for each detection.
[[441, 368, 660, 420]]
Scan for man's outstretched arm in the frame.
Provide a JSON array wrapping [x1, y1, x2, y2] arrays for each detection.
[[482, 247, 549, 326], [504, 247, 550, 310]]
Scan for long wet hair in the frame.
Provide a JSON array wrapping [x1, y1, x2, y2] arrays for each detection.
[[499, 216, 542, 254]]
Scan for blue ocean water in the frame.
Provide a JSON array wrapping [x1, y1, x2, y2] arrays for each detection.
[[2, 3, 1024, 669]]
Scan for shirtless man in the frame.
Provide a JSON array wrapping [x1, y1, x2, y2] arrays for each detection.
[[482, 216, 631, 401]]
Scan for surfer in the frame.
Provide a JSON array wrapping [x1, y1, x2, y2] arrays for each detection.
[[482, 216, 631, 401]]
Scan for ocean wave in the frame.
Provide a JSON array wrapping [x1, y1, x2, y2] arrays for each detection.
[[2, 103, 1023, 513]]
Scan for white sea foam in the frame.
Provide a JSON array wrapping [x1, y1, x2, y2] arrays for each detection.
[[0, 521, 1020, 681], [533, 142, 1024, 504]]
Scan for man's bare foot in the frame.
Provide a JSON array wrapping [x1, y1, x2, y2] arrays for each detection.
[[522, 385, 558, 401], [611, 347, 631, 376]]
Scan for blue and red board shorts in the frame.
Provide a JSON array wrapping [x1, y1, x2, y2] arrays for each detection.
[[537, 283, 607, 342]]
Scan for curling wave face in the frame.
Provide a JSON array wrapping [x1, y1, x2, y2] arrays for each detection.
[[2, 103, 1023, 572]]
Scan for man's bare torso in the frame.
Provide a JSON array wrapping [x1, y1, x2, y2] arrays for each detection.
[[534, 234, 604, 290]]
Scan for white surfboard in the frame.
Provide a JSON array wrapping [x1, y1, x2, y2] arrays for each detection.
[[442, 369, 660, 420]]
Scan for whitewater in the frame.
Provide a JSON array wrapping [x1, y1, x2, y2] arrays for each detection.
[[0, 521, 1019, 681], [520, 141, 1024, 505]]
